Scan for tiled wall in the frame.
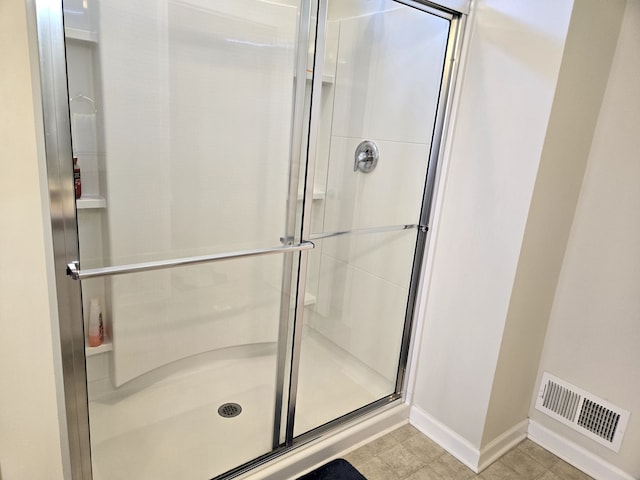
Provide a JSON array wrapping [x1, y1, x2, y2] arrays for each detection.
[[80, 0, 451, 389], [97, 0, 300, 385], [310, 5, 450, 381]]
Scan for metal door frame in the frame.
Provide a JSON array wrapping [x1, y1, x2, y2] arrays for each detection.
[[33, 0, 465, 478]]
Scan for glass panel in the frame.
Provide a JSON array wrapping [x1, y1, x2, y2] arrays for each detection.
[[84, 254, 299, 479], [67, 0, 305, 269], [64, 0, 309, 478], [294, 0, 451, 436]]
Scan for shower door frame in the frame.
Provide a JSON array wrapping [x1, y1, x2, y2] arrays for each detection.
[[289, 0, 465, 451], [33, 0, 465, 478]]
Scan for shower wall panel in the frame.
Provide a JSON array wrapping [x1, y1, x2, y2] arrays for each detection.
[[97, 0, 299, 385], [313, 5, 449, 380]]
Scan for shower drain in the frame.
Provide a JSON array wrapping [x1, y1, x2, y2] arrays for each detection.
[[218, 402, 242, 418]]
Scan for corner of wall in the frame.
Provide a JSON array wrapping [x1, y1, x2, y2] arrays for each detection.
[[528, 0, 640, 477], [480, 0, 626, 456], [410, 0, 574, 467]]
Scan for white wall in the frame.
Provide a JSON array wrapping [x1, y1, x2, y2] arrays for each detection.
[[530, 0, 640, 476], [410, 0, 639, 477], [411, 0, 574, 455], [0, 1, 66, 479]]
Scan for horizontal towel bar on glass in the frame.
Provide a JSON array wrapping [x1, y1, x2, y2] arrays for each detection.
[[309, 224, 425, 241], [66, 241, 315, 280]]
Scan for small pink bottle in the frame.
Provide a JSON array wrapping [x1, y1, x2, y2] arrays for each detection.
[[88, 298, 104, 347]]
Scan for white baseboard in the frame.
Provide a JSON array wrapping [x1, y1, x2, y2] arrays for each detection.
[[478, 419, 528, 472], [409, 405, 481, 473], [528, 420, 636, 480], [408, 410, 634, 480]]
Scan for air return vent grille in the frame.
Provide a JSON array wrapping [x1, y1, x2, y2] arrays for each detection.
[[540, 379, 581, 421], [535, 372, 630, 452]]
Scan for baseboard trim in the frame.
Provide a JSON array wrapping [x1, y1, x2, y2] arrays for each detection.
[[478, 419, 528, 472], [528, 420, 635, 480], [409, 405, 480, 473]]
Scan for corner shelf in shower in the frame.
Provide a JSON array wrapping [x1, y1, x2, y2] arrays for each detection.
[[304, 293, 317, 307], [86, 339, 112, 357], [297, 189, 326, 201], [64, 27, 98, 44], [76, 195, 107, 210], [297, 72, 335, 84], [311, 73, 335, 84]]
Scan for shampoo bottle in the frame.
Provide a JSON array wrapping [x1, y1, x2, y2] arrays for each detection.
[[73, 156, 82, 199], [88, 298, 104, 347]]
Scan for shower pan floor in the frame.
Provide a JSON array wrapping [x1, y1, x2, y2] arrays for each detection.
[[88, 327, 392, 480]]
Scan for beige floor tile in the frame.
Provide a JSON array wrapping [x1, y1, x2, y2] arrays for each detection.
[[404, 464, 445, 480], [388, 424, 418, 443], [366, 433, 401, 455], [428, 452, 476, 480], [344, 444, 376, 467], [500, 449, 547, 480], [550, 459, 594, 480], [377, 443, 427, 478], [477, 460, 520, 480], [401, 431, 446, 463], [357, 456, 401, 480], [342, 426, 597, 480], [517, 440, 560, 470], [536, 471, 563, 480]]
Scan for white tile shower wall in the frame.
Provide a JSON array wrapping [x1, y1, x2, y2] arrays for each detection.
[[66, 41, 102, 195], [313, 5, 449, 379], [331, 6, 448, 144], [305, 19, 339, 305], [98, 0, 300, 385], [77, 211, 107, 336]]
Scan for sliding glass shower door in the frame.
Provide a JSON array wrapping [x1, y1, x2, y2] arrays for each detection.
[[63, 0, 316, 478], [294, 2, 451, 436], [39, 0, 457, 478]]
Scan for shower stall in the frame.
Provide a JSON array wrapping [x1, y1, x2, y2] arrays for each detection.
[[36, 0, 461, 478]]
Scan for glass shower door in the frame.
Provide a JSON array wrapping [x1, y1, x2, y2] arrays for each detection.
[[63, 0, 315, 478], [293, 0, 452, 436]]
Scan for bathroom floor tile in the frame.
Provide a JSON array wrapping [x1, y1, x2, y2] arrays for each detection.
[[499, 449, 548, 480], [343, 425, 595, 480], [357, 456, 401, 480], [516, 439, 560, 470], [377, 443, 427, 478]]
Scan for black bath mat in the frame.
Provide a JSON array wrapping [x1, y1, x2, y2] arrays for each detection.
[[296, 459, 366, 480]]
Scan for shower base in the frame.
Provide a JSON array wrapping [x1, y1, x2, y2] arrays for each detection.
[[88, 327, 393, 480]]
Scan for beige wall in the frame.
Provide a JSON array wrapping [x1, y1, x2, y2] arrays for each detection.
[[483, 0, 626, 445], [530, 0, 640, 476], [0, 1, 66, 479]]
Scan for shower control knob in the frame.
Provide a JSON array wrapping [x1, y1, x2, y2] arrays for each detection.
[[354, 140, 379, 173]]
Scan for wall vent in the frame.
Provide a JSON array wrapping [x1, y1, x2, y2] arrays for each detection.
[[535, 372, 630, 452]]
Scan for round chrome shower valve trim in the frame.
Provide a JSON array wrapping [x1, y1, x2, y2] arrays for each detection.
[[354, 140, 379, 173]]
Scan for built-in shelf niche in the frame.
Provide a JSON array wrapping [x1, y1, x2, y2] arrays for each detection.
[[306, 71, 335, 84], [76, 195, 106, 209], [65, 27, 97, 44], [86, 339, 112, 357]]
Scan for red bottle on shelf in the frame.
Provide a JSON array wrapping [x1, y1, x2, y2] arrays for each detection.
[[73, 156, 81, 199]]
